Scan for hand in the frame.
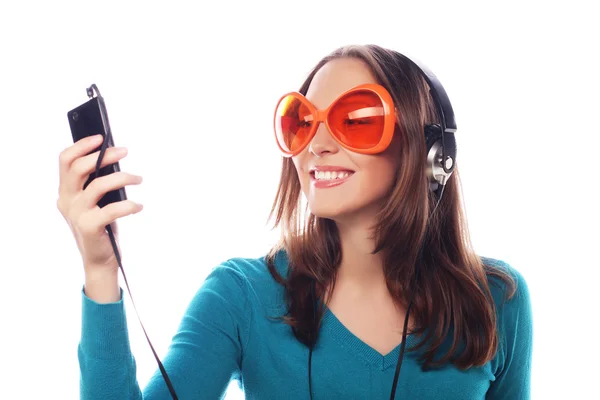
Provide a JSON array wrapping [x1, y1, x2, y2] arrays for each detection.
[[57, 135, 143, 276]]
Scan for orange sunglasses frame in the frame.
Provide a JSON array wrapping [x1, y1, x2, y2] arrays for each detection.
[[273, 83, 398, 157]]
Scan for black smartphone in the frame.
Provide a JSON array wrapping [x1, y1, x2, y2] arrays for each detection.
[[67, 85, 127, 209]]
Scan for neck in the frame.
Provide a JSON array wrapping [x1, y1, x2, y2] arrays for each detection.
[[334, 216, 386, 287]]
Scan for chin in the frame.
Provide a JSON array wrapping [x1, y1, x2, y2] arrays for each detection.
[[308, 202, 360, 221], [304, 188, 361, 221], [307, 196, 385, 226]]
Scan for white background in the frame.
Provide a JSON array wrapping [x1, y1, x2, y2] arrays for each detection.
[[1, 0, 598, 399]]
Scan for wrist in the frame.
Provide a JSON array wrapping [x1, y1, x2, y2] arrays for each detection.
[[83, 260, 119, 279], [84, 268, 120, 304]]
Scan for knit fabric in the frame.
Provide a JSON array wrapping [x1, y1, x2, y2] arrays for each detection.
[[79, 251, 532, 399]]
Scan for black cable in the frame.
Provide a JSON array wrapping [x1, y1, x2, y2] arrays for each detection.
[[103, 224, 179, 400], [308, 348, 314, 400], [90, 87, 179, 400], [389, 183, 446, 398], [388, 288, 416, 400], [308, 280, 316, 400]]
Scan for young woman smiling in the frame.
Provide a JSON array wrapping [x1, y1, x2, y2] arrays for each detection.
[[58, 44, 532, 399]]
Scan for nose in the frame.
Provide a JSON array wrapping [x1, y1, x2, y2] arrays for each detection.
[[308, 122, 339, 156]]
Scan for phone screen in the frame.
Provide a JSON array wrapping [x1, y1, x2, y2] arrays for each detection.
[[67, 96, 126, 208]]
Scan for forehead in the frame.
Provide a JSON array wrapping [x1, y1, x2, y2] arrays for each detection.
[[305, 58, 379, 109]]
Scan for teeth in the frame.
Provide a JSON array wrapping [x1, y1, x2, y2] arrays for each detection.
[[314, 171, 352, 180]]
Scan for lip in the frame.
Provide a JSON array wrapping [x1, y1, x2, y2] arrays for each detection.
[[309, 167, 355, 189], [309, 165, 355, 173]]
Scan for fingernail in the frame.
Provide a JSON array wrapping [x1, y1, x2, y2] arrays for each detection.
[[91, 134, 103, 142]]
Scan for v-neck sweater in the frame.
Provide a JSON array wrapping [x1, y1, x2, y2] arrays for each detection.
[[78, 251, 532, 399]]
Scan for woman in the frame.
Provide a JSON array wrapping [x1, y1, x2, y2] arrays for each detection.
[[57, 44, 533, 399]]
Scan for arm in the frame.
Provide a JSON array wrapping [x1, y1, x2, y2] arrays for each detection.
[[78, 262, 250, 399], [486, 267, 533, 399]]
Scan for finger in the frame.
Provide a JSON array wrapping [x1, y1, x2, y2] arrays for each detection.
[[58, 135, 104, 181], [76, 200, 141, 238], [81, 171, 143, 209], [93, 200, 143, 230], [64, 146, 129, 196]]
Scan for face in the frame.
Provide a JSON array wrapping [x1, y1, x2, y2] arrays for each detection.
[[292, 58, 401, 225]]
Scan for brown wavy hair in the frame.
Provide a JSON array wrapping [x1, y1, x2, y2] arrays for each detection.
[[266, 44, 515, 370]]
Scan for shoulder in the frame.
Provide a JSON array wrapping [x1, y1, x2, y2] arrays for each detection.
[[217, 249, 290, 288], [480, 256, 531, 314], [204, 250, 290, 309], [480, 256, 533, 369]]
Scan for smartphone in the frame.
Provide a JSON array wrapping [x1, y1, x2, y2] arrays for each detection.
[[67, 86, 127, 208]]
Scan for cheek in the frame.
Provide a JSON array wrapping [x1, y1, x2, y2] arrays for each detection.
[[354, 155, 399, 196], [291, 154, 303, 176], [292, 156, 309, 191]]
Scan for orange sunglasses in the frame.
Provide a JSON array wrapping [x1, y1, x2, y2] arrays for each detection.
[[273, 83, 398, 157]]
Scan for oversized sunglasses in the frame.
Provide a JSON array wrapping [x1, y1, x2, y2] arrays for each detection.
[[273, 83, 398, 157]]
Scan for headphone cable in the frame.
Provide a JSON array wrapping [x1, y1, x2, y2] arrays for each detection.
[[389, 183, 445, 398], [89, 88, 179, 400]]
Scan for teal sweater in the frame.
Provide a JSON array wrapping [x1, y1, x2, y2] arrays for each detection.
[[79, 252, 532, 399]]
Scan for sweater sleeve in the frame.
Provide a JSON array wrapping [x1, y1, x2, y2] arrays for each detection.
[[486, 264, 533, 400], [78, 261, 250, 400]]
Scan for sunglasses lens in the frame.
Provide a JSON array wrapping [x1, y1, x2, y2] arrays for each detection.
[[275, 95, 313, 154], [328, 90, 386, 150]]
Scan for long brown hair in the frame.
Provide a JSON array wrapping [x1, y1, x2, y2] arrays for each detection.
[[266, 44, 515, 370]]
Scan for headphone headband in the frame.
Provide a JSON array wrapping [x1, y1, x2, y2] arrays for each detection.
[[397, 53, 458, 178], [401, 55, 457, 133]]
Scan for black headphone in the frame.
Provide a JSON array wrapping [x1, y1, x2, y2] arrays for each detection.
[[307, 52, 458, 399], [408, 55, 458, 195]]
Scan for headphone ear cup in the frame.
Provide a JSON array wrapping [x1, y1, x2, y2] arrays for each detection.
[[424, 124, 443, 154], [424, 124, 450, 191]]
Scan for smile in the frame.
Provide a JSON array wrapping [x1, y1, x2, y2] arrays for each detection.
[[310, 170, 354, 188]]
